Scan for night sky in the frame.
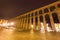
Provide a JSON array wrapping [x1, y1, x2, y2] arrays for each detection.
[[0, 0, 57, 19]]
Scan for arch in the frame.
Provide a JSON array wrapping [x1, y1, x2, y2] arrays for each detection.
[[35, 11, 38, 16], [28, 18, 30, 24], [35, 17, 38, 25], [39, 16, 43, 22], [50, 6, 56, 11], [57, 4, 60, 8], [45, 14, 52, 27], [44, 8, 49, 13], [39, 10, 42, 14], [31, 18, 33, 24], [52, 13, 59, 23]]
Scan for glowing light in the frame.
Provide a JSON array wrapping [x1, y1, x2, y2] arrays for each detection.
[[46, 24, 52, 32], [7, 23, 10, 26], [41, 22, 43, 24], [41, 22, 43, 26], [31, 25, 34, 28], [59, 24, 60, 27], [40, 22, 45, 33], [47, 27, 52, 32], [58, 24, 60, 32], [10, 22, 14, 25], [30, 25, 34, 34], [0, 22, 15, 27], [2, 23, 8, 26], [55, 23, 59, 32], [40, 27, 45, 33]]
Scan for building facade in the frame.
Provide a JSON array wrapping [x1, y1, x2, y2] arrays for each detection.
[[9, 1, 60, 31]]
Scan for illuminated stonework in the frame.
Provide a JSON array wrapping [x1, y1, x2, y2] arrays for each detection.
[[9, 1, 60, 31], [0, 19, 8, 24]]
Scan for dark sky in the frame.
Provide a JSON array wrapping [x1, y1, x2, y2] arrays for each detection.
[[0, 0, 57, 19]]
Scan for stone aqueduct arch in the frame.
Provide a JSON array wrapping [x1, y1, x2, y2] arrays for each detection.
[[9, 1, 60, 30]]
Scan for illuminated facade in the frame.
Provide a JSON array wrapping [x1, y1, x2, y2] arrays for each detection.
[[9, 1, 60, 31], [0, 19, 8, 24]]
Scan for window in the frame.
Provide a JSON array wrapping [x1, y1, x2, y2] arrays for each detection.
[[50, 6, 56, 11], [40, 16, 43, 22], [57, 4, 60, 8], [52, 13, 59, 23], [39, 10, 42, 14], [44, 8, 49, 13]]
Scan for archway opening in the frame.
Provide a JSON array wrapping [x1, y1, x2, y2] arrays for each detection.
[[52, 13, 59, 23], [45, 14, 52, 28]]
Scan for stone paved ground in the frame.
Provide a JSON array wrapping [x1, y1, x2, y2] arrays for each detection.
[[0, 28, 60, 40]]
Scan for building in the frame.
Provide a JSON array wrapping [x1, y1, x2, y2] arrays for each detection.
[[0, 19, 8, 24], [9, 1, 60, 31]]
